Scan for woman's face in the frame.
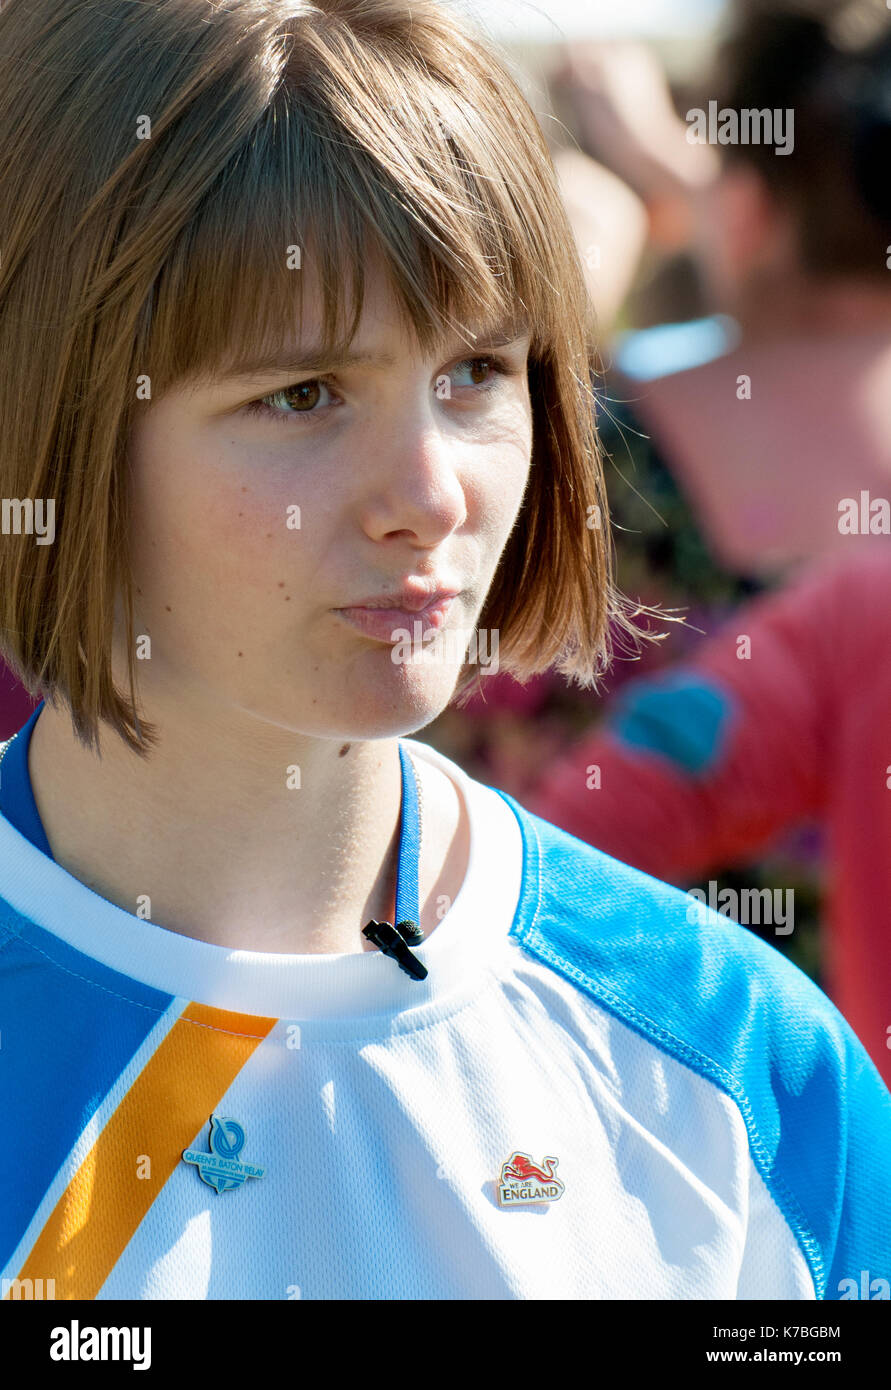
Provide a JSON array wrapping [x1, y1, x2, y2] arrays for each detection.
[[122, 258, 534, 739]]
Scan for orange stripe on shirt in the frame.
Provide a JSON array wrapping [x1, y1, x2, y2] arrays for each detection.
[[7, 1001, 277, 1300]]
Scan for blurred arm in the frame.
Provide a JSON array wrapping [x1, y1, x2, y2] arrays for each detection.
[[550, 42, 719, 261], [552, 146, 649, 338], [525, 560, 844, 879]]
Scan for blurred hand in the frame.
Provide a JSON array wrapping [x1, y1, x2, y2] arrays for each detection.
[[552, 146, 648, 333], [551, 41, 717, 204]]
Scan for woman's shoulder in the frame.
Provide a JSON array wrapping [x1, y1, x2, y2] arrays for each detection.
[[497, 789, 891, 1295], [501, 789, 890, 1118]]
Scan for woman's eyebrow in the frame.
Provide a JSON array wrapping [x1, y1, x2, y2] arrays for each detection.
[[216, 319, 531, 384], [220, 345, 395, 382]]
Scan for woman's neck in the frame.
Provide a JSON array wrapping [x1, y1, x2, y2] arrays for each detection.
[[27, 695, 468, 954]]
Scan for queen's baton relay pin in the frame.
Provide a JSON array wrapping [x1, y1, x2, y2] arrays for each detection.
[[182, 1115, 265, 1194]]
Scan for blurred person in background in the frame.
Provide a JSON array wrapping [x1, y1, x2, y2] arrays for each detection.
[[520, 0, 891, 1082], [552, 0, 891, 580]]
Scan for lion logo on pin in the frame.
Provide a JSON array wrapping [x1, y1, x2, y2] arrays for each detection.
[[496, 1151, 565, 1207]]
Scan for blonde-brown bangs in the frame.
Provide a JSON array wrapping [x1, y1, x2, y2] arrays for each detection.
[[141, 34, 568, 399]]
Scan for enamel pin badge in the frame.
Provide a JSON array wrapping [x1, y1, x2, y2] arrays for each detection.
[[182, 1115, 265, 1194], [496, 1151, 565, 1207]]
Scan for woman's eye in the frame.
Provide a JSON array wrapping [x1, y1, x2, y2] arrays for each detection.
[[242, 354, 516, 426], [449, 355, 510, 390], [244, 378, 335, 424]]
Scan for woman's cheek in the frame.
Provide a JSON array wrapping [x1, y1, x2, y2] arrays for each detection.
[[185, 475, 301, 594], [476, 435, 533, 543]]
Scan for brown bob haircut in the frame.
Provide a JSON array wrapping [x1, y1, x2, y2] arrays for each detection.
[[0, 0, 651, 757]]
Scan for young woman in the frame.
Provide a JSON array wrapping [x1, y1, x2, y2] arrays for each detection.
[[0, 0, 888, 1302]]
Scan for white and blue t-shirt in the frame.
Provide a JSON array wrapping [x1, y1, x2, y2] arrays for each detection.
[[1, 704, 889, 1300]]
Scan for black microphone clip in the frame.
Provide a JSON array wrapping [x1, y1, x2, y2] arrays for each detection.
[[362, 918, 428, 980]]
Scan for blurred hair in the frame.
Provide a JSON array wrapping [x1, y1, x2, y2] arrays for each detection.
[[0, 0, 656, 757], [713, 0, 891, 277]]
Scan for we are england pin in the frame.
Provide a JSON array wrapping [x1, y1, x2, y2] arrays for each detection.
[[182, 1115, 265, 1194], [496, 1151, 565, 1207]]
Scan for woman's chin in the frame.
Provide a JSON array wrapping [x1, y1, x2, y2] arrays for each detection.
[[306, 663, 462, 740]]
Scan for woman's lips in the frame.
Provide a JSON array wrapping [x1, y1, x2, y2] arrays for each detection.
[[333, 595, 457, 643]]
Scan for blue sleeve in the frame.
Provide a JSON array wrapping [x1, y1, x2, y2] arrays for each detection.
[[821, 1030, 891, 1299], [499, 792, 891, 1300]]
